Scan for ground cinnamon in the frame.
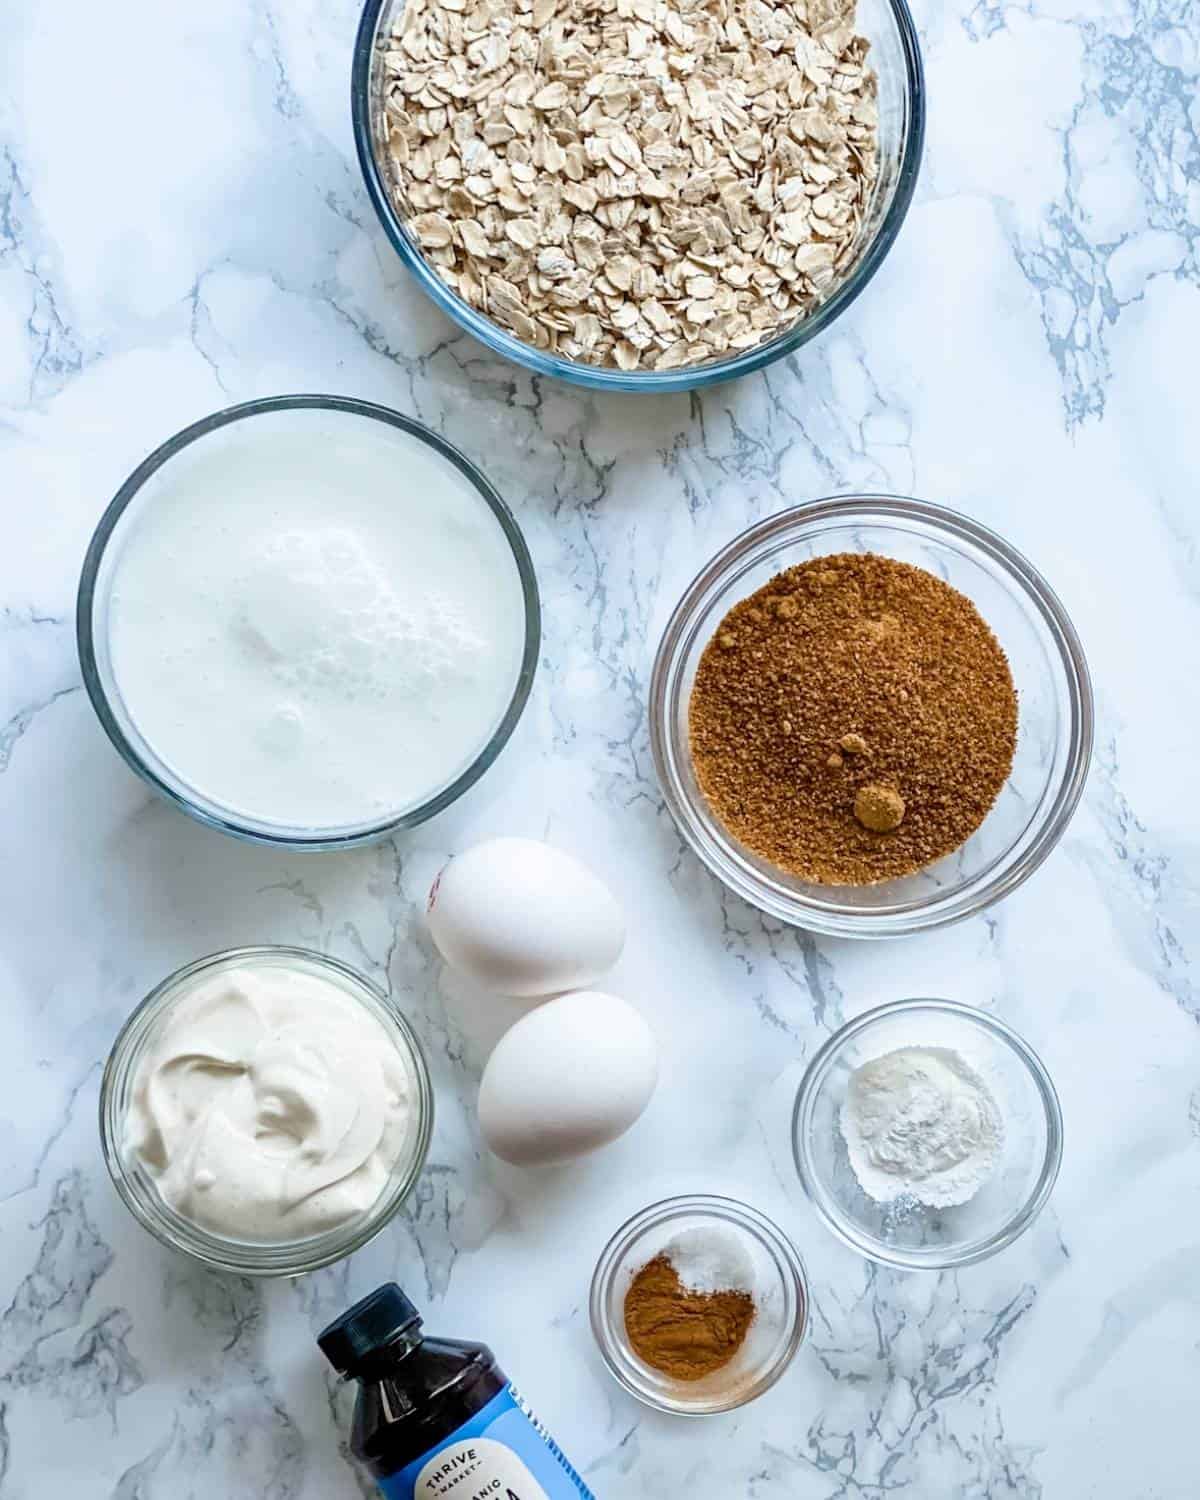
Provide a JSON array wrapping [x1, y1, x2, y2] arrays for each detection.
[[688, 553, 1018, 885], [623, 1256, 756, 1381]]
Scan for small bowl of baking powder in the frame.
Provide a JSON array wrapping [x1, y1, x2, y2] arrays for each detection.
[[793, 999, 1062, 1270]]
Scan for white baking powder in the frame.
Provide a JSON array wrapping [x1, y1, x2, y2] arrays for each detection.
[[840, 1046, 1004, 1209]]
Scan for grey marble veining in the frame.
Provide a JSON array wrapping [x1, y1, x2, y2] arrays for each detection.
[[1, 0, 1198, 1493]]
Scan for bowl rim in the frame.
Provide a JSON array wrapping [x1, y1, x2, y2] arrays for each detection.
[[648, 493, 1095, 937], [76, 394, 541, 850], [791, 997, 1064, 1270], [350, 0, 926, 391], [588, 1192, 810, 1414], [98, 945, 435, 1277]]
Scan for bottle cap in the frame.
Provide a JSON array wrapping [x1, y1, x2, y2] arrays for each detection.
[[318, 1284, 422, 1374]]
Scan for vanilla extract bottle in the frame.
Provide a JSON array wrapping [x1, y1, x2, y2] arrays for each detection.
[[319, 1284, 596, 1500]]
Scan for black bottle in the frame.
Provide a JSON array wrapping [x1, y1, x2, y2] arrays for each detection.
[[319, 1284, 596, 1500]]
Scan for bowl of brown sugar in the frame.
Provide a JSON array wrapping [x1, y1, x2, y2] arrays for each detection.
[[649, 496, 1093, 937]]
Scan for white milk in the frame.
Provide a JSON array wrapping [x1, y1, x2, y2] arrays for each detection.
[[105, 409, 529, 832]]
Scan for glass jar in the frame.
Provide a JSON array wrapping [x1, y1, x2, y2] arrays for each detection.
[[99, 945, 434, 1276], [589, 1195, 809, 1414], [77, 396, 540, 849], [649, 496, 1093, 936], [792, 998, 1063, 1269], [352, 0, 925, 392]]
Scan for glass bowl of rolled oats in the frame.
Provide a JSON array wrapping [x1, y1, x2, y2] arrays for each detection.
[[352, 0, 924, 388]]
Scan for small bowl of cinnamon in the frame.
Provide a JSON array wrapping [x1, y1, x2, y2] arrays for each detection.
[[589, 1195, 808, 1414]]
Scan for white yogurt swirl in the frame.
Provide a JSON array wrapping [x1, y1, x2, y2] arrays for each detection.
[[125, 962, 415, 1242]]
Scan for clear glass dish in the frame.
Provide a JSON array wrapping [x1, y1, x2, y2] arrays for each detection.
[[76, 395, 540, 850], [99, 946, 434, 1277], [351, 0, 924, 391], [792, 999, 1063, 1270], [649, 495, 1094, 937], [589, 1195, 808, 1413]]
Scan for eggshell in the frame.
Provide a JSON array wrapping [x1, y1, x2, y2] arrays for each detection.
[[427, 837, 625, 998], [478, 990, 658, 1166]]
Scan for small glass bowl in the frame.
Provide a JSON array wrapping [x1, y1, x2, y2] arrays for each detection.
[[589, 1195, 808, 1414], [77, 395, 540, 850], [792, 999, 1063, 1270], [99, 946, 434, 1277], [649, 495, 1093, 937], [351, 0, 924, 391]]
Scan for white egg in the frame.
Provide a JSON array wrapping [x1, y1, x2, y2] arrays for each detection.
[[478, 990, 658, 1166], [427, 837, 625, 997]]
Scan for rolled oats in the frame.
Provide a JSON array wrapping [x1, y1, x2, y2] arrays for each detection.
[[379, 0, 879, 370]]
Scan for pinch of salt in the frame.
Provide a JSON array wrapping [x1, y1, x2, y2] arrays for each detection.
[[662, 1226, 757, 1297]]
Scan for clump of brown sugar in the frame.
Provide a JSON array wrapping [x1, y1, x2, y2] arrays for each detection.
[[688, 553, 1018, 885], [854, 782, 905, 833]]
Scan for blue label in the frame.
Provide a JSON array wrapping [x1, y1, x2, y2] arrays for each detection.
[[377, 1385, 595, 1500]]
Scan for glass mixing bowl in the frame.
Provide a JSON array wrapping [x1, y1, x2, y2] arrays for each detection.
[[77, 395, 540, 850], [590, 1195, 809, 1413], [649, 495, 1093, 937], [792, 999, 1063, 1269], [100, 946, 434, 1277], [351, 0, 924, 391]]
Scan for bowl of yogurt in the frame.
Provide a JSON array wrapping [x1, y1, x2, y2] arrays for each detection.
[[100, 946, 434, 1276], [78, 396, 539, 847]]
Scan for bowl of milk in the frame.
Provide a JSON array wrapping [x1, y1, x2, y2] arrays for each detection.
[[77, 396, 539, 847]]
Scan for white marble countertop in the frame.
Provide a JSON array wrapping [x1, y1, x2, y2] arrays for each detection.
[[2, 0, 1197, 1493]]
